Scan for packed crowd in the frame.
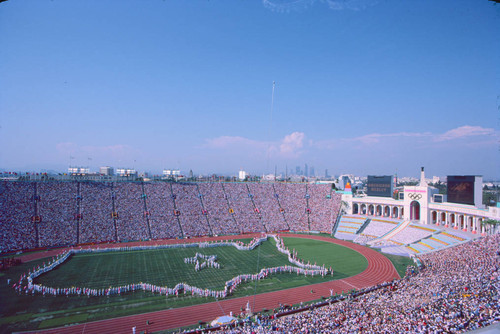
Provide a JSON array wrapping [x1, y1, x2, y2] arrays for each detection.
[[0, 181, 341, 253], [144, 183, 183, 240], [37, 182, 78, 247], [247, 183, 288, 232], [223, 183, 267, 233], [79, 182, 116, 244], [308, 183, 341, 232], [0, 182, 37, 251], [175, 184, 212, 238], [274, 183, 308, 231], [198, 183, 240, 235], [212, 234, 500, 334]]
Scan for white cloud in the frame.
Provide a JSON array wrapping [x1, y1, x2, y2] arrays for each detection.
[[434, 126, 495, 142], [350, 131, 431, 145], [324, 0, 379, 11], [314, 131, 431, 149], [262, 0, 378, 12], [262, 0, 315, 12], [56, 142, 78, 154], [279, 131, 305, 157], [313, 125, 498, 150], [203, 132, 306, 158]]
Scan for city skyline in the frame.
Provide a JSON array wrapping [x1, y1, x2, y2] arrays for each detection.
[[1, 0, 499, 178]]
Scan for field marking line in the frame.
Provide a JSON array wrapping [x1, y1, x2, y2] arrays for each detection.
[[338, 279, 358, 290]]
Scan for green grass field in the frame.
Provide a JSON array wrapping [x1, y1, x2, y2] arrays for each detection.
[[0, 236, 408, 333]]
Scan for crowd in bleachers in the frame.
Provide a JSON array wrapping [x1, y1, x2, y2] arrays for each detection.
[[37, 182, 78, 247], [0, 181, 341, 253], [223, 183, 266, 233], [308, 184, 341, 232], [144, 183, 183, 240], [274, 183, 308, 231], [114, 183, 150, 242], [247, 183, 288, 232], [175, 184, 211, 238], [0, 182, 36, 251], [79, 182, 116, 244], [198, 183, 240, 235], [213, 234, 500, 333], [0, 182, 37, 251]]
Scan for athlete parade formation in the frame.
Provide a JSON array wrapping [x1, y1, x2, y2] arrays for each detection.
[[12, 234, 332, 299], [184, 252, 221, 271]]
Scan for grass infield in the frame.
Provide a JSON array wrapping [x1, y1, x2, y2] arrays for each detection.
[[0, 236, 404, 333]]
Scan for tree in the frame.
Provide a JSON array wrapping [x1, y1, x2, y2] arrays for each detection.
[[481, 219, 500, 234]]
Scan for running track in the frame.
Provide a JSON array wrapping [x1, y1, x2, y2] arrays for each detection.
[[22, 234, 400, 334]]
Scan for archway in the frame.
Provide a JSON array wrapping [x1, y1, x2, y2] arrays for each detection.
[[410, 201, 420, 220], [361, 204, 367, 215], [383, 206, 390, 217], [392, 207, 398, 218], [376, 205, 382, 216], [431, 211, 437, 224], [467, 216, 473, 232], [368, 205, 374, 216], [353, 203, 359, 214]]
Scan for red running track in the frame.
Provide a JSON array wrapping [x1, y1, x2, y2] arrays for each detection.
[[23, 234, 400, 334]]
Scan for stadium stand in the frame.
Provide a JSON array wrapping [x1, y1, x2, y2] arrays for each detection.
[[174, 183, 212, 238], [334, 215, 367, 239], [0, 182, 37, 252], [79, 182, 115, 244], [308, 183, 341, 233], [0, 181, 342, 253], [274, 183, 309, 232], [37, 182, 78, 248], [144, 182, 183, 240]]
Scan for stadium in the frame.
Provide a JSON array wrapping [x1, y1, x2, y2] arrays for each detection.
[[0, 168, 499, 334], [1, 0, 499, 333]]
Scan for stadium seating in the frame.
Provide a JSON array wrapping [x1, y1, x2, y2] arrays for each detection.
[[0, 181, 342, 253]]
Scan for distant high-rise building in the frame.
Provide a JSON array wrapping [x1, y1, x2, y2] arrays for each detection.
[[296, 166, 301, 175], [310, 166, 315, 177], [325, 169, 329, 178], [100, 166, 114, 176], [304, 164, 309, 177]]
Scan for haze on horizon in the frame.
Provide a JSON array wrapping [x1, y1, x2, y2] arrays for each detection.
[[0, 0, 499, 179]]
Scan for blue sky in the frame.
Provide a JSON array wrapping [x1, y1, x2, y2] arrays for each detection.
[[0, 0, 499, 179]]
